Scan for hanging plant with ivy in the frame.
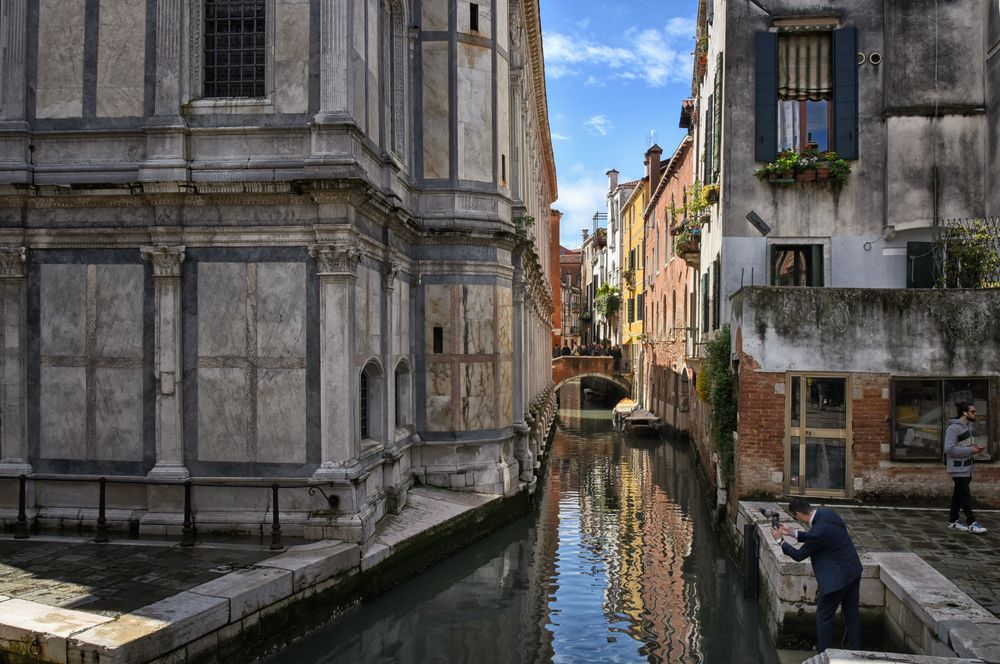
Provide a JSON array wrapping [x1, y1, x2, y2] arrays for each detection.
[[699, 325, 737, 485], [938, 220, 1000, 288], [512, 215, 536, 237], [594, 283, 621, 318]]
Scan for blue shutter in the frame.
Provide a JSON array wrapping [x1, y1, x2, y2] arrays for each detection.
[[704, 95, 714, 184], [832, 27, 858, 159], [754, 32, 778, 162]]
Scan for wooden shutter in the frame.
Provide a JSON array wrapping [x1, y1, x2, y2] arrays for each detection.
[[701, 273, 710, 333], [906, 242, 936, 288], [832, 27, 858, 159], [809, 245, 825, 286], [704, 96, 714, 184], [713, 55, 723, 182], [712, 257, 721, 330], [754, 32, 778, 162]]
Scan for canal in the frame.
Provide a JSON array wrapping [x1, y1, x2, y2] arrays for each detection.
[[265, 399, 781, 663]]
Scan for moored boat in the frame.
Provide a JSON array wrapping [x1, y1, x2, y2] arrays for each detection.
[[612, 398, 639, 430], [622, 409, 663, 437]]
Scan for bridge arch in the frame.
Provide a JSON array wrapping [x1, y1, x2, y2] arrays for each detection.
[[552, 356, 632, 396], [553, 371, 632, 395]]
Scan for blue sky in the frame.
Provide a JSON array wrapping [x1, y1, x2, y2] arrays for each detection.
[[540, 0, 700, 248]]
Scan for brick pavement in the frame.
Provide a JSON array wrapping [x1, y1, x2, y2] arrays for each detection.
[[836, 506, 1000, 618], [0, 536, 277, 617]]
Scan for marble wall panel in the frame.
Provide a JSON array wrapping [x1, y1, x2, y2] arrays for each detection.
[[198, 263, 247, 358], [274, 0, 310, 114], [425, 363, 452, 432], [95, 265, 143, 357], [40, 265, 86, 355], [366, 0, 380, 142], [424, 284, 451, 354], [457, 43, 493, 182], [197, 368, 248, 462], [352, 0, 366, 130], [461, 362, 495, 430], [422, 41, 450, 179], [39, 367, 86, 459], [36, 0, 85, 118], [497, 287, 512, 353], [497, 57, 510, 190], [256, 262, 306, 358], [498, 360, 512, 424], [422, 0, 447, 31], [497, 0, 508, 50], [256, 369, 306, 463], [462, 285, 494, 355], [354, 265, 380, 359], [96, 0, 146, 117], [94, 368, 143, 460], [392, 281, 410, 357]]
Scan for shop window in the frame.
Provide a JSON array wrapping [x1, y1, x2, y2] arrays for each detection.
[[892, 378, 994, 461]]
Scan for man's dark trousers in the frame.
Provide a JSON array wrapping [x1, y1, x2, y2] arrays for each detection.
[[816, 575, 861, 652]]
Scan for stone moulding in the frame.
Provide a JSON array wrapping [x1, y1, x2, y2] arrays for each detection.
[[309, 243, 362, 276], [140, 245, 185, 277], [0, 247, 27, 278]]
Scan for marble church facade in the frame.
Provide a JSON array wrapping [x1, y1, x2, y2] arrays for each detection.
[[0, 0, 557, 543]]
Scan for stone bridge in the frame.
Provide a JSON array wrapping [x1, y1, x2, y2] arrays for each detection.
[[551, 356, 632, 394]]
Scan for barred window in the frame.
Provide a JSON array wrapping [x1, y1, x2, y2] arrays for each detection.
[[204, 0, 266, 98]]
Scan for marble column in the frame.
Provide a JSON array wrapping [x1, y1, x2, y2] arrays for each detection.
[[140, 0, 187, 181], [141, 246, 189, 480], [0, 247, 30, 476], [311, 243, 361, 480], [314, 0, 351, 125], [0, 0, 31, 184], [382, 260, 401, 449]]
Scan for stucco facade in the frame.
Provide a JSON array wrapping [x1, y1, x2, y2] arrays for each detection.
[[0, 0, 558, 543]]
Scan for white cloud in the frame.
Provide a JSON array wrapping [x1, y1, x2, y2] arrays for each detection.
[[553, 175, 608, 249], [543, 20, 693, 88], [585, 114, 612, 136], [584, 75, 604, 87], [551, 132, 571, 141]]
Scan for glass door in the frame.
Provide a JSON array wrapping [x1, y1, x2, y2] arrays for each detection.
[[786, 374, 851, 497]]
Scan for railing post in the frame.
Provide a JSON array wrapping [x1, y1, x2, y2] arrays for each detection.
[[95, 477, 109, 543], [14, 475, 29, 539], [181, 480, 194, 546], [270, 483, 282, 550]]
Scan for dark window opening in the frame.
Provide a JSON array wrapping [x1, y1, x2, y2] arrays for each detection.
[[360, 371, 370, 440], [501, 154, 507, 184], [770, 245, 824, 287], [433, 327, 444, 353], [204, 0, 266, 98], [470, 3, 479, 31]]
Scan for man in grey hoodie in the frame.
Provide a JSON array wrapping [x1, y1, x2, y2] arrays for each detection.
[[944, 400, 987, 534]]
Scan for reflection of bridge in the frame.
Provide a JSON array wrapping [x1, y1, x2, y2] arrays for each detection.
[[552, 356, 632, 394]]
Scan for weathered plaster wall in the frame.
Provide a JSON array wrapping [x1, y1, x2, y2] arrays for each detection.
[[733, 287, 1000, 376], [988, 1, 1000, 217]]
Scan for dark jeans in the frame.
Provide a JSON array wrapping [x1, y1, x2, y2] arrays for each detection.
[[949, 476, 976, 525], [816, 576, 861, 653]]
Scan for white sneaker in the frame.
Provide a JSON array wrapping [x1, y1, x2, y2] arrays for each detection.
[[968, 522, 988, 535], [949, 521, 970, 531]]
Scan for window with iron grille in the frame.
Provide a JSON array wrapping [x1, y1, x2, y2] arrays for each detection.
[[204, 0, 266, 98], [360, 371, 369, 440]]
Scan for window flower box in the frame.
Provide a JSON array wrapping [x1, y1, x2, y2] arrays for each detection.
[[755, 150, 851, 185]]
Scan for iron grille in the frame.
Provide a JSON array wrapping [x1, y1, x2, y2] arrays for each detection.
[[204, 0, 266, 98]]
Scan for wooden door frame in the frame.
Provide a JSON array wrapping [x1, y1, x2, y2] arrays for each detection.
[[784, 372, 853, 499]]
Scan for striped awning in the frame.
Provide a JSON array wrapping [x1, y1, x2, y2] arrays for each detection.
[[778, 33, 832, 101]]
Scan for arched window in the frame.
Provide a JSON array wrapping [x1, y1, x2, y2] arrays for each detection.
[[360, 360, 385, 443], [394, 360, 412, 432]]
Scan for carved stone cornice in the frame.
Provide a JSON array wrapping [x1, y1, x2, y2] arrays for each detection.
[[140, 245, 185, 278], [311, 243, 362, 277], [0, 247, 27, 279], [522, 0, 558, 201]]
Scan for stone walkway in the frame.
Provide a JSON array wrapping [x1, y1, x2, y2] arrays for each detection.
[[0, 536, 276, 616], [835, 505, 1000, 618]]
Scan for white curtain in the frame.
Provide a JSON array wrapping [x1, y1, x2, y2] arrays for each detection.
[[778, 100, 800, 152]]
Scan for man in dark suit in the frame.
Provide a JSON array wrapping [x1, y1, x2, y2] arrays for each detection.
[[770, 497, 863, 653]]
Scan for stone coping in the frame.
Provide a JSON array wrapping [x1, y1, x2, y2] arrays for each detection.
[[0, 486, 505, 664], [804, 649, 988, 664]]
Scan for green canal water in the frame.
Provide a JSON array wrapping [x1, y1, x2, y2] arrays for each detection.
[[265, 402, 782, 663]]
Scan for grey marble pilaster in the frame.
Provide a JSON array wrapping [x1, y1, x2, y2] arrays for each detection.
[[0, 247, 30, 476], [142, 246, 189, 480], [311, 243, 361, 479], [382, 260, 401, 448], [314, 0, 351, 124], [139, 0, 188, 182], [0, 0, 28, 124]]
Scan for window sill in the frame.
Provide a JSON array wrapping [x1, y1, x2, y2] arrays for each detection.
[[185, 98, 275, 115]]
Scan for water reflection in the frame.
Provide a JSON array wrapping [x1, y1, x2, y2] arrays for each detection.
[[266, 404, 778, 663]]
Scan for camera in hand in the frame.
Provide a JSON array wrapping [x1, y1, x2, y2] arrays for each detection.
[[760, 507, 781, 529]]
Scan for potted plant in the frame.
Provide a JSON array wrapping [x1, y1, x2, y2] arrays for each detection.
[[704, 183, 720, 204]]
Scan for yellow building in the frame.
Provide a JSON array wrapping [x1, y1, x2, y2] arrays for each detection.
[[621, 168, 648, 381]]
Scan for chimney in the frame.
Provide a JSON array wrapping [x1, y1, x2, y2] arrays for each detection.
[[644, 144, 662, 201], [582, 229, 589, 242], [606, 169, 619, 193]]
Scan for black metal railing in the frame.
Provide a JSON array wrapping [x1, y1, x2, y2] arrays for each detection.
[[8, 474, 335, 550]]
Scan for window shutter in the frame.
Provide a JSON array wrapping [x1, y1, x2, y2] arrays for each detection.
[[713, 55, 723, 182], [701, 273, 710, 333], [832, 27, 858, 159], [809, 245, 825, 286], [712, 257, 721, 329], [906, 242, 935, 288], [704, 96, 714, 184], [754, 32, 778, 162]]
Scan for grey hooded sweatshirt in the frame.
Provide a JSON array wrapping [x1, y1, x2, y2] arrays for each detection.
[[943, 417, 977, 478]]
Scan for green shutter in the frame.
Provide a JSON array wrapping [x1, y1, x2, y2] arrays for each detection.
[[704, 96, 714, 184], [907, 242, 936, 288], [755, 32, 778, 162], [832, 28, 858, 159], [701, 273, 710, 333], [713, 54, 723, 182], [810, 245, 825, 286], [712, 257, 721, 329]]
